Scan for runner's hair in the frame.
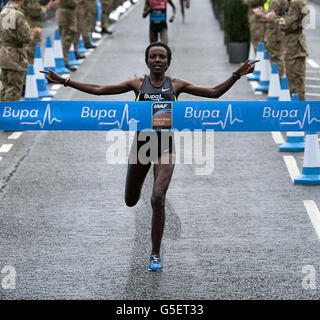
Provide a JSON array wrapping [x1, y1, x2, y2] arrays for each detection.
[[145, 42, 172, 66]]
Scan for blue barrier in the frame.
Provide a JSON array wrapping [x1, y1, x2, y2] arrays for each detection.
[[0, 100, 320, 132]]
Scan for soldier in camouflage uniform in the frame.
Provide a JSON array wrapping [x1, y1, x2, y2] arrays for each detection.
[[88, 0, 97, 31], [73, 0, 87, 59], [56, 0, 78, 71], [0, 0, 39, 101], [112, 0, 120, 12], [100, 0, 113, 34], [21, 0, 59, 65], [267, 0, 309, 100], [242, 0, 266, 52], [82, 0, 97, 48], [253, 0, 287, 78]]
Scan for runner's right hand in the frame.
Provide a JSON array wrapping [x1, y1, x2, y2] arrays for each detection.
[[40, 69, 65, 85]]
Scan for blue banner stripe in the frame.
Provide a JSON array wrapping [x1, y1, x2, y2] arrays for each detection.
[[0, 101, 320, 131]]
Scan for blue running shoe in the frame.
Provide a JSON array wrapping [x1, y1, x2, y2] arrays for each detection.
[[148, 255, 162, 271]]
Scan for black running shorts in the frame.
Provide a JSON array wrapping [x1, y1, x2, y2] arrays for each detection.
[[150, 21, 168, 33]]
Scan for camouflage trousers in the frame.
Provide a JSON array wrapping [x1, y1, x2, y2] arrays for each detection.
[[59, 26, 76, 65], [285, 57, 306, 101], [82, 3, 97, 46], [266, 42, 285, 79], [0, 69, 26, 102], [101, 0, 113, 28], [250, 21, 266, 52]]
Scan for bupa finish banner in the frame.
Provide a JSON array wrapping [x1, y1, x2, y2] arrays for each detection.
[[0, 100, 320, 131]]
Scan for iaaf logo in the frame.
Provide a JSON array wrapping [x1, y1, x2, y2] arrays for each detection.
[[153, 103, 169, 109]]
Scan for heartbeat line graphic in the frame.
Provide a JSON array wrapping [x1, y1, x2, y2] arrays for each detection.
[[98, 103, 139, 128], [20, 104, 62, 128], [280, 104, 320, 129], [202, 104, 243, 129]]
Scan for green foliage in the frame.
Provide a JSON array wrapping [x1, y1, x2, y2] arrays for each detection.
[[212, 0, 225, 12], [222, 0, 250, 42]]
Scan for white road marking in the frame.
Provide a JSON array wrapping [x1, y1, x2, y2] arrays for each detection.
[[307, 69, 320, 74], [303, 200, 320, 241], [0, 144, 13, 153], [306, 77, 320, 81], [271, 132, 285, 144], [0, 156, 2, 162], [94, 39, 102, 46], [306, 92, 320, 97], [8, 132, 23, 140], [51, 84, 62, 90], [307, 59, 320, 69], [249, 81, 263, 95], [283, 155, 300, 182], [306, 84, 320, 88]]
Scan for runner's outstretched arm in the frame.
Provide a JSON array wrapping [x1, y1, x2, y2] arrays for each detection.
[[168, 0, 176, 22], [142, 0, 152, 18], [40, 69, 140, 96], [175, 59, 259, 98]]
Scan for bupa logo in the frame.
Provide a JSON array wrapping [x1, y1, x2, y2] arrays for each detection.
[[1, 104, 62, 129], [2, 105, 39, 120], [262, 104, 320, 129], [144, 93, 163, 100]]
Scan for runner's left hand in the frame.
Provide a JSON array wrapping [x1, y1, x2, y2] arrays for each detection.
[[234, 59, 260, 77]]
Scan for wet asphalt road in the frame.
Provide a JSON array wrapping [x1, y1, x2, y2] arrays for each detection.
[[1, 0, 320, 300]]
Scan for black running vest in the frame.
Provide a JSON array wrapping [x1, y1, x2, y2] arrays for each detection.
[[136, 76, 177, 102], [133, 76, 176, 160]]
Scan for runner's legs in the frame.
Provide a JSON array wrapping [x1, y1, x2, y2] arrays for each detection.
[[125, 161, 151, 207], [151, 153, 175, 255], [149, 30, 159, 43], [159, 28, 168, 45], [180, 0, 185, 21]]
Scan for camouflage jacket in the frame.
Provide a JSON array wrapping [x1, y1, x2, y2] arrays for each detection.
[[264, 0, 287, 40], [0, 1, 32, 71], [21, 0, 50, 28], [277, 0, 309, 34], [56, 0, 77, 28], [58, 0, 77, 9], [87, 0, 97, 12], [242, 0, 267, 24], [274, 0, 308, 59], [269, 0, 287, 15]]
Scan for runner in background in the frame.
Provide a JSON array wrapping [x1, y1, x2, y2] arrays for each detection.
[[142, 0, 176, 44], [179, 0, 190, 23]]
